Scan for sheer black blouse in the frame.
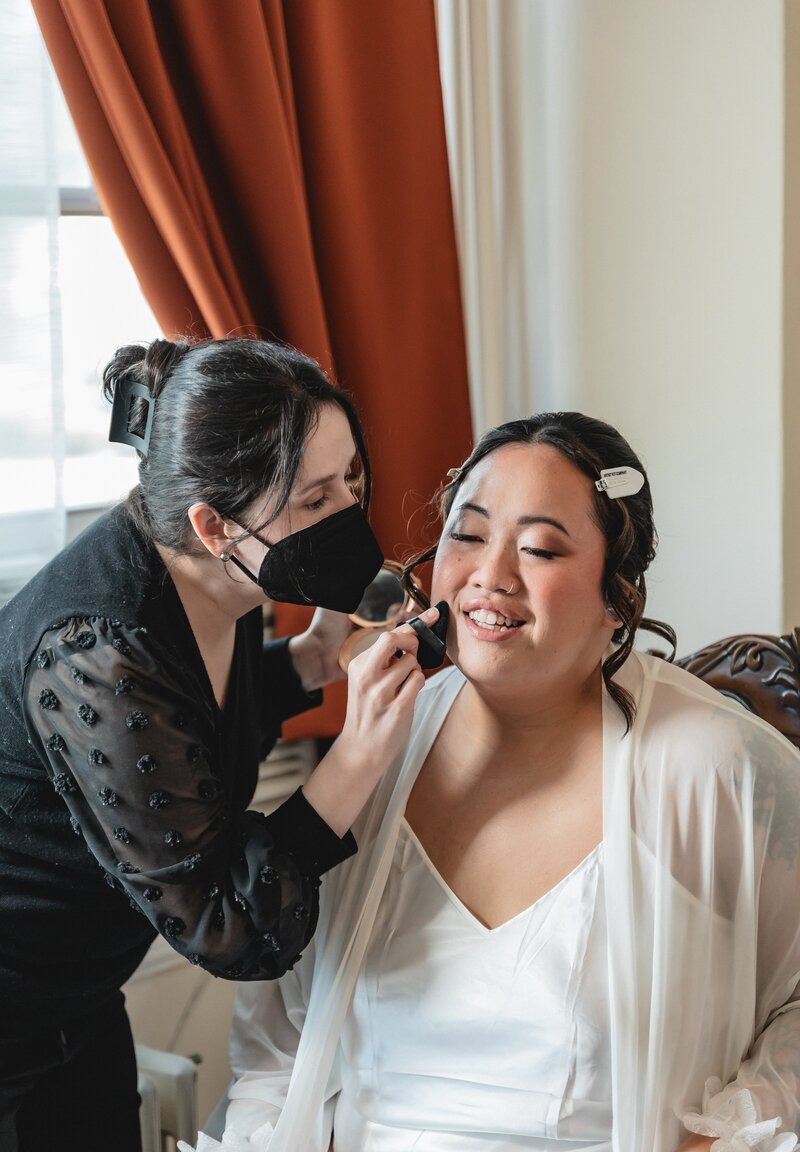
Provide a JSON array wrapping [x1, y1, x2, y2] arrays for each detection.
[[0, 503, 355, 1037]]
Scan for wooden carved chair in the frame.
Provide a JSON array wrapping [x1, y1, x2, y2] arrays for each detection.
[[675, 628, 800, 750]]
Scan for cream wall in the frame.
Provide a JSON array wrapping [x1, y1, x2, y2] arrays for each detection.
[[544, 0, 786, 654], [784, 0, 800, 632]]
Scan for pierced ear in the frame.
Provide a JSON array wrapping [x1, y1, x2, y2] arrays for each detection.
[[187, 503, 231, 558], [604, 603, 623, 626]]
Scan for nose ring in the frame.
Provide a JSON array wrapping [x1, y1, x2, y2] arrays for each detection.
[[498, 582, 518, 595]]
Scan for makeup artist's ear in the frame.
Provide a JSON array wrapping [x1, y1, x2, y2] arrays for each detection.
[[187, 502, 231, 558]]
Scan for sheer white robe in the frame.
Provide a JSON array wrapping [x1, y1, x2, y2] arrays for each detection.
[[184, 651, 800, 1152]]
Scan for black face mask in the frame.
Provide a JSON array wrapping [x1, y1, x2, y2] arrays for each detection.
[[227, 503, 384, 613]]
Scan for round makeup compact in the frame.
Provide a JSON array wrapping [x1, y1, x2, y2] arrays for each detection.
[[337, 562, 411, 671]]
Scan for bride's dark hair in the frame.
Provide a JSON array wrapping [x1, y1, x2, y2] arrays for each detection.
[[402, 412, 676, 732]]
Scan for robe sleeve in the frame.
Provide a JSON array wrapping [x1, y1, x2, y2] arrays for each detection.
[[178, 949, 326, 1152], [682, 730, 800, 1152]]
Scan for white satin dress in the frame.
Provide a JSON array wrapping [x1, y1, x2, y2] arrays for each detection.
[[331, 819, 613, 1152]]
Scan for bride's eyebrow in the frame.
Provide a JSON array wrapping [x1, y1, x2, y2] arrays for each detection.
[[457, 502, 571, 538], [517, 514, 571, 537]]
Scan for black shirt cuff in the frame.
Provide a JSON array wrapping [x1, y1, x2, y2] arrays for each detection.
[[263, 787, 357, 877], [263, 636, 323, 722]]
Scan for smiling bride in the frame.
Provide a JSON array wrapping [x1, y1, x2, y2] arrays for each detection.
[[185, 413, 800, 1152]]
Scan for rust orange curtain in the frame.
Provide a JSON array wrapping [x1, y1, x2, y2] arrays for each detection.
[[32, 0, 472, 737]]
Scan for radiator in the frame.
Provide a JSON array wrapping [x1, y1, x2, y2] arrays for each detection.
[[137, 1044, 198, 1152]]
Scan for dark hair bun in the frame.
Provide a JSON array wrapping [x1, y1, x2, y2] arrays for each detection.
[[100, 335, 370, 556], [102, 339, 189, 405]]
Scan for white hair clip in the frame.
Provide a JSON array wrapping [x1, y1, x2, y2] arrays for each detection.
[[595, 467, 644, 498], [446, 467, 462, 482]]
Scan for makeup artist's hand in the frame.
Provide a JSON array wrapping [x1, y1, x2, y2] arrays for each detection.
[[302, 606, 440, 837], [287, 607, 355, 690]]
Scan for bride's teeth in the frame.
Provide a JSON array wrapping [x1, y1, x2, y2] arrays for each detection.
[[468, 609, 520, 629]]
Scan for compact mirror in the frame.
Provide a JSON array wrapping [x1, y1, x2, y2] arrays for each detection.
[[338, 562, 412, 671], [348, 562, 406, 628]]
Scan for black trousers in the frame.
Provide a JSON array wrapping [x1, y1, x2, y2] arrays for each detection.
[[0, 992, 142, 1152]]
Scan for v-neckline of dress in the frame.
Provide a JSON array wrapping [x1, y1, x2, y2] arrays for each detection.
[[399, 816, 602, 938]]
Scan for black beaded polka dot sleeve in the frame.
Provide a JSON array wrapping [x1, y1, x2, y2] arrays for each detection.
[[23, 617, 355, 981]]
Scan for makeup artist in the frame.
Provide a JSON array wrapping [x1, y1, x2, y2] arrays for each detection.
[[0, 336, 437, 1152]]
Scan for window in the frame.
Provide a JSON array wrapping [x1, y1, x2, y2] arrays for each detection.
[[1, 8, 164, 599], [53, 77, 162, 511], [0, 31, 161, 524]]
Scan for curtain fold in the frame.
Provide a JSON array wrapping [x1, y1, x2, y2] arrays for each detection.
[[31, 0, 472, 737], [436, 0, 551, 432]]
